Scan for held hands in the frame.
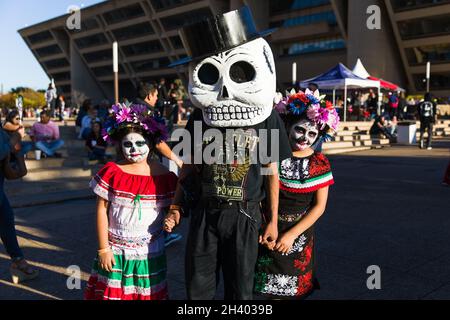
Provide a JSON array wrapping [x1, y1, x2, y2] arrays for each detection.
[[98, 248, 115, 272], [259, 220, 278, 251], [274, 231, 297, 255], [164, 209, 181, 233]]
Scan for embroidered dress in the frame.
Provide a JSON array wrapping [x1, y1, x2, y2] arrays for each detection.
[[84, 162, 177, 300], [254, 152, 334, 299]]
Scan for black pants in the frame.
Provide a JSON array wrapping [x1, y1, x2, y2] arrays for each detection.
[[420, 120, 434, 148], [185, 200, 262, 300]]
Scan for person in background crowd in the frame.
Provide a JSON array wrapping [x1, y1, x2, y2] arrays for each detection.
[[2, 110, 34, 156], [367, 89, 378, 119], [85, 121, 108, 162], [398, 92, 407, 120], [76, 100, 91, 128], [29, 110, 64, 158], [45, 83, 57, 117], [370, 114, 394, 139], [136, 82, 160, 116], [157, 78, 169, 117], [388, 92, 399, 119], [55, 95, 65, 121], [417, 92, 437, 150], [79, 106, 100, 140], [167, 82, 180, 133], [1, 129, 39, 284], [97, 100, 110, 122], [386, 115, 398, 138]]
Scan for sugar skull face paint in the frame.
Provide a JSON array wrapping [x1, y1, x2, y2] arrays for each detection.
[[289, 119, 319, 151], [121, 133, 149, 163]]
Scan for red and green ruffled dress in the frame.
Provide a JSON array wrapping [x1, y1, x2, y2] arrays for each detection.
[[84, 162, 177, 300], [254, 152, 334, 299]]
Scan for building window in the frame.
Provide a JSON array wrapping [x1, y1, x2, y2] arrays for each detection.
[[75, 33, 109, 49], [170, 36, 184, 49], [131, 57, 171, 72], [83, 49, 112, 63], [28, 30, 53, 44], [51, 72, 71, 81], [122, 40, 163, 56], [91, 65, 124, 77], [413, 72, 450, 90], [280, 37, 345, 56], [391, 0, 450, 12], [80, 17, 100, 32], [111, 23, 154, 41], [43, 58, 69, 69], [269, 0, 330, 15], [398, 14, 450, 40], [150, 0, 197, 11], [270, 10, 337, 28], [103, 3, 145, 25], [35, 44, 62, 58], [159, 8, 213, 31], [58, 85, 71, 94], [405, 43, 450, 65]]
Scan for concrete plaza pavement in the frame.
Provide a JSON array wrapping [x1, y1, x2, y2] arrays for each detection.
[[0, 138, 449, 300]]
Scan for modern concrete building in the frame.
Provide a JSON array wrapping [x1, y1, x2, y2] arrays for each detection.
[[18, 0, 450, 104]]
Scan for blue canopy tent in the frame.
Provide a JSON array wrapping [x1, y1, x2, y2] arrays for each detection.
[[300, 63, 380, 121]]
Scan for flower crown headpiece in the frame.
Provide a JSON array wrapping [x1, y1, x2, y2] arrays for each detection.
[[274, 90, 340, 140], [102, 103, 168, 143]]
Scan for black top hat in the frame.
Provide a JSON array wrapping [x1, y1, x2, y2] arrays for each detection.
[[168, 6, 275, 68]]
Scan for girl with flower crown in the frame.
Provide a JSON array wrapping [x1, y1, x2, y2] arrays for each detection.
[[84, 104, 177, 300], [254, 91, 339, 299]]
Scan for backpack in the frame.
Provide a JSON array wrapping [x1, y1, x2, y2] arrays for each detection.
[[419, 101, 434, 118], [389, 95, 399, 108]]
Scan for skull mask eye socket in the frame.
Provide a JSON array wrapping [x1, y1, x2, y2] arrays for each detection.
[[229, 61, 256, 83], [198, 63, 220, 85]]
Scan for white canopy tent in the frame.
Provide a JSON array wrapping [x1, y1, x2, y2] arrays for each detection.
[[300, 63, 380, 121]]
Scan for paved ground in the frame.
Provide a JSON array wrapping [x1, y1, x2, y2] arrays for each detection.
[[1, 138, 449, 300]]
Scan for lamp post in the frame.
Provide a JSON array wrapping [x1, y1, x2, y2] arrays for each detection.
[[292, 62, 297, 87], [426, 61, 430, 93], [113, 41, 119, 104]]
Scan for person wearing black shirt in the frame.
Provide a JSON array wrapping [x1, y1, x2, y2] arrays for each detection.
[[165, 108, 292, 299], [417, 93, 437, 150]]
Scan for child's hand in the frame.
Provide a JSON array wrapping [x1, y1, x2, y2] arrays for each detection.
[[98, 250, 116, 272], [164, 209, 181, 233], [274, 232, 297, 255]]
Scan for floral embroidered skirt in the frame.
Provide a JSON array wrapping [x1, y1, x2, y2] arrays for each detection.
[[84, 247, 168, 300], [254, 213, 319, 299]]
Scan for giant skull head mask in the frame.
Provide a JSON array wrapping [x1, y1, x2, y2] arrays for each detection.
[[188, 38, 276, 128]]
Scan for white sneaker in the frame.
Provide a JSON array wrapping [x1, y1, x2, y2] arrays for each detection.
[[427, 147, 432, 150]]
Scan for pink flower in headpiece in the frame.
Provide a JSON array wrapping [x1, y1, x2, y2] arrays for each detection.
[[116, 106, 133, 123]]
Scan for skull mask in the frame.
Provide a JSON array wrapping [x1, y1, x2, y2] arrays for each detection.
[[188, 38, 276, 128], [289, 119, 320, 151]]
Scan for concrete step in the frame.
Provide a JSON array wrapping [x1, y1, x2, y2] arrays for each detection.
[[372, 138, 390, 145], [22, 167, 96, 181], [24, 158, 84, 170], [323, 146, 372, 155]]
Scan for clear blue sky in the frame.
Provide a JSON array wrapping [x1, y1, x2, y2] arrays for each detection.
[[0, 0, 104, 93]]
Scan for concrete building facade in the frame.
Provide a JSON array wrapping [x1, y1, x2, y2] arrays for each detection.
[[18, 0, 450, 103]]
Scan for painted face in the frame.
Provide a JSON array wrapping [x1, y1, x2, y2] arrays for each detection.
[[289, 119, 319, 151], [121, 133, 149, 163], [188, 38, 276, 128]]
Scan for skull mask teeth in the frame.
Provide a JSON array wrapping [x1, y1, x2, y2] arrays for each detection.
[[188, 38, 276, 128]]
